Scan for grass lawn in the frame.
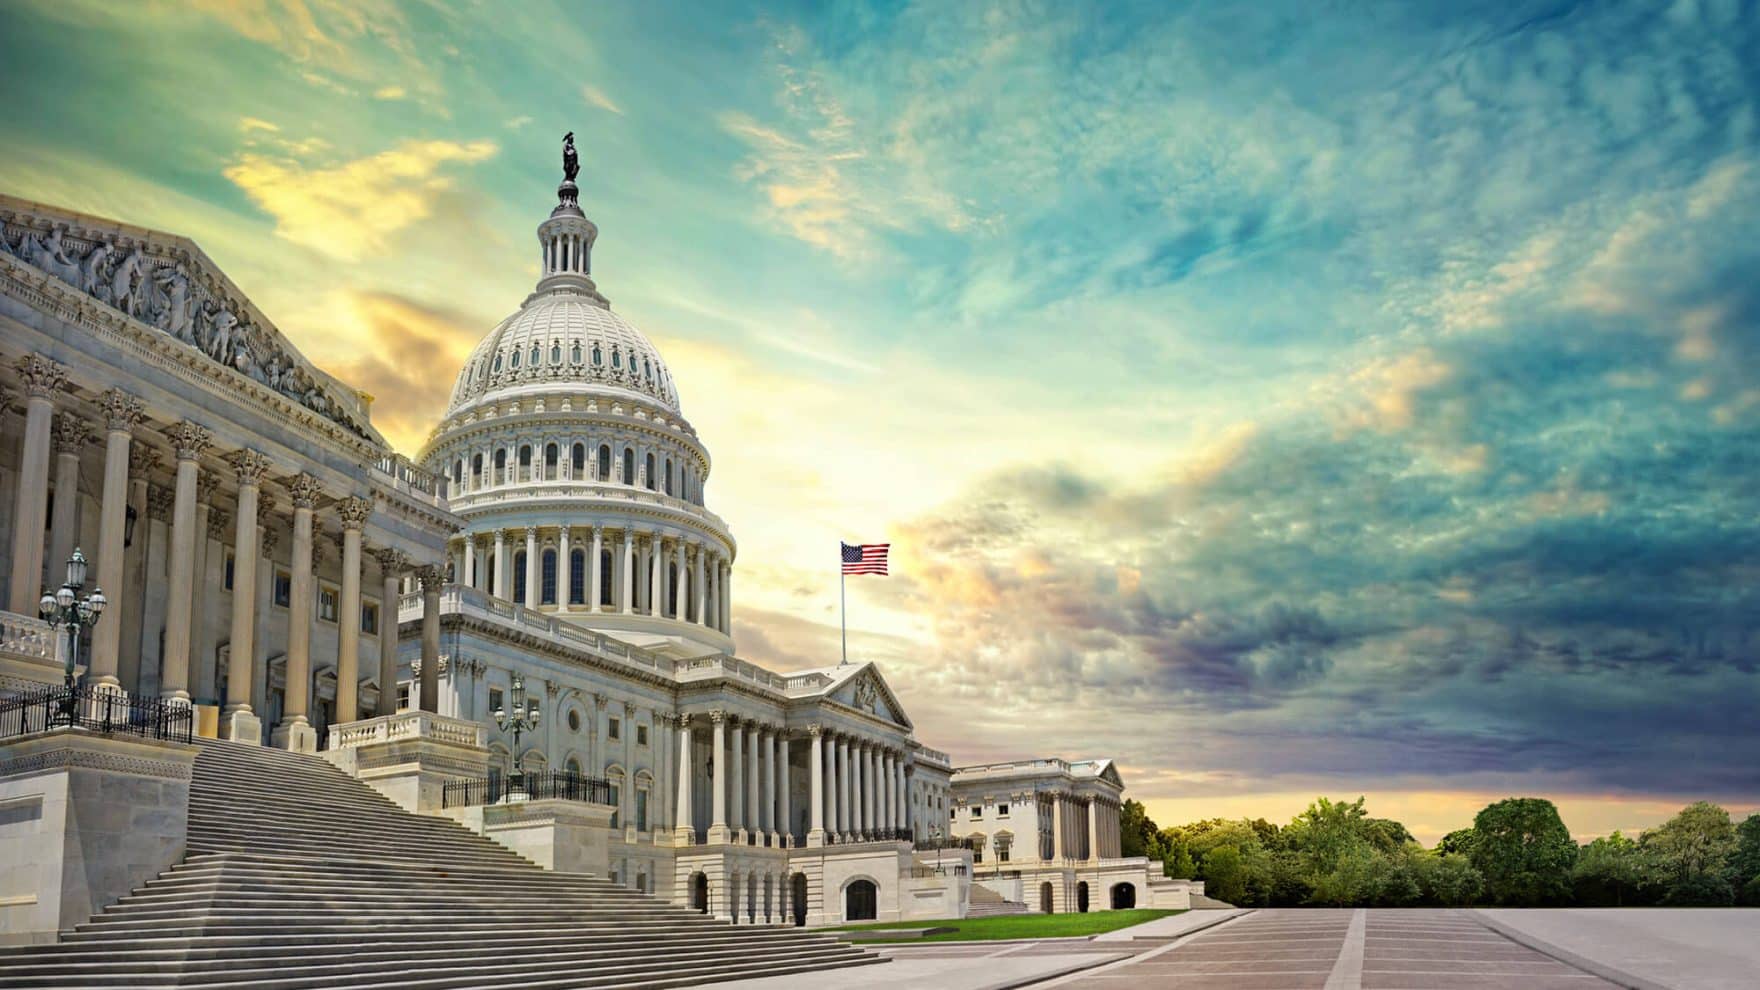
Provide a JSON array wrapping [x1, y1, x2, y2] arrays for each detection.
[[833, 908, 1183, 943]]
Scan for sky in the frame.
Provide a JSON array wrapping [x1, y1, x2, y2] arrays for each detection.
[[3, 0, 1757, 844]]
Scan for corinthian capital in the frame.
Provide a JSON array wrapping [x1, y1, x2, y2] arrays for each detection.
[[372, 546, 408, 574], [98, 389, 146, 432], [15, 354, 67, 398], [165, 421, 211, 460], [286, 472, 323, 509], [416, 563, 447, 591], [336, 495, 372, 530], [53, 415, 93, 454], [128, 445, 161, 478], [228, 449, 272, 487]]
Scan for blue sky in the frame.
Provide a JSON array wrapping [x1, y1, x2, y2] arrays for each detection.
[[4, 0, 1757, 840]]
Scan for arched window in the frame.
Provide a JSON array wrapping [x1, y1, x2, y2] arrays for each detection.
[[569, 549, 586, 604], [510, 348, 521, 369], [592, 343, 602, 365], [612, 348, 622, 369], [541, 549, 558, 605], [621, 448, 634, 486], [664, 458, 673, 495], [518, 444, 532, 482], [571, 342, 583, 364], [544, 443, 558, 480], [600, 549, 614, 606], [644, 453, 655, 490], [494, 449, 507, 484], [453, 460, 463, 486], [550, 342, 562, 364], [530, 345, 540, 367], [572, 442, 586, 480], [471, 453, 483, 484], [512, 550, 527, 603], [492, 353, 503, 372], [597, 444, 611, 480]]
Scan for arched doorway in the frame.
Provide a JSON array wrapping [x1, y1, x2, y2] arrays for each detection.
[[844, 879, 877, 921], [791, 873, 809, 926], [1077, 881, 1090, 913], [691, 872, 708, 914], [1111, 882, 1136, 909], [1040, 881, 1054, 914]]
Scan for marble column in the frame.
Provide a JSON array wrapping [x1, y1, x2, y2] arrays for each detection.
[[708, 710, 728, 843], [47, 415, 90, 591], [334, 496, 370, 724], [675, 714, 695, 845], [626, 528, 640, 613], [89, 391, 143, 688], [589, 526, 603, 611], [747, 723, 762, 841], [693, 545, 706, 627], [778, 732, 792, 846], [557, 526, 571, 612], [649, 532, 663, 617], [523, 528, 539, 608], [373, 548, 406, 715], [272, 473, 321, 751], [720, 561, 731, 632], [492, 529, 508, 600], [880, 752, 892, 834], [8, 355, 65, 613], [462, 534, 476, 590], [159, 422, 210, 705], [417, 565, 444, 711], [806, 725, 824, 846], [223, 452, 269, 741], [676, 541, 689, 621], [729, 718, 745, 842], [190, 478, 219, 700], [1050, 792, 1064, 863], [836, 736, 850, 840]]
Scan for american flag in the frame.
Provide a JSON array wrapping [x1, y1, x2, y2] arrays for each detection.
[[841, 542, 889, 575]]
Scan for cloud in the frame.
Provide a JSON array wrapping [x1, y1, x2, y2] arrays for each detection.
[[581, 84, 622, 115], [373, 85, 407, 101], [316, 290, 485, 450], [224, 137, 499, 260]]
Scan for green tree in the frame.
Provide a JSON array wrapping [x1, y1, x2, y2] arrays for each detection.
[[1732, 815, 1760, 906], [1119, 799, 1160, 859], [1642, 801, 1737, 906], [1570, 832, 1653, 907], [1285, 796, 1373, 876], [1423, 852, 1485, 907], [1162, 838, 1197, 879], [1438, 828, 1477, 857], [1201, 845, 1248, 905], [1467, 798, 1577, 905]]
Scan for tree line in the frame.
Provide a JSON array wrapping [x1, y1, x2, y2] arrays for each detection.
[[1120, 795, 1760, 907]]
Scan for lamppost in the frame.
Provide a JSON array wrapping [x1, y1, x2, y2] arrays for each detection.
[[38, 548, 106, 721], [931, 825, 944, 875], [492, 673, 540, 801]]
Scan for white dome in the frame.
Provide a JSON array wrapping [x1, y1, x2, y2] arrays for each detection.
[[446, 289, 679, 417]]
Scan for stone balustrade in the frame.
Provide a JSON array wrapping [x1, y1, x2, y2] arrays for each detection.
[[327, 710, 487, 751], [0, 610, 56, 662]]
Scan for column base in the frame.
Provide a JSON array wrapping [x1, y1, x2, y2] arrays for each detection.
[[222, 707, 262, 745], [707, 824, 731, 845], [673, 826, 696, 847], [161, 691, 192, 707], [270, 717, 318, 753], [806, 828, 825, 848]]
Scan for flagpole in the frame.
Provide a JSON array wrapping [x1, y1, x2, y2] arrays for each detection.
[[839, 555, 848, 666]]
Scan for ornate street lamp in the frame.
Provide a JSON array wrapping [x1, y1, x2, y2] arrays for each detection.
[[39, 548, 106, 720], [930, 825, 944, 875], [492, 673, 540, 801]]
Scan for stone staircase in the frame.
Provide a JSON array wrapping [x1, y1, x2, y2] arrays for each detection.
[[966, 883, 1030, 917], [0, 739, 883, 988]]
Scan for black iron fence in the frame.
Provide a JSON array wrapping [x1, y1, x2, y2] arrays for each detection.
[[442, 769, 614, 808], [913, 835, 983, 852], [0, 684, 193, 744]]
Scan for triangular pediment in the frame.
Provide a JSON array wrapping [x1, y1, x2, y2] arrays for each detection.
[[830, 664, 912, 730], [0, 195, 381, 444]]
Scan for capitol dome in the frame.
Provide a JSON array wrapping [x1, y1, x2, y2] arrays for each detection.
[[420, 139, 735, 658]]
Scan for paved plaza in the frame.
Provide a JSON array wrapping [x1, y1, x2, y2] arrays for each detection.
[[704, 908, 1760, 990]]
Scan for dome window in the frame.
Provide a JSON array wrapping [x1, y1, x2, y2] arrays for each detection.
[[572, 342, 583, 364], [530, 345, 541, 366], [612, 349, 622, 370], [510, 349, 521, 369], [493, 354, 503, 372], [621, 447, 634, 485], [551, 343, 562, 364], [592, 344, 602, 366], [597, 444, 611, 480], [644, 453, 655, 490]]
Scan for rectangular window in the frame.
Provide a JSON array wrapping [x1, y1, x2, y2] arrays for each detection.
[[608, 717, 620, 740], [636, 789, 649, 831], [609, 786, 621, 828], [636, 724, 648, 746], [318, 584, 339, 623], [998, 803, 1009, 817], [223, 552, 235, 591], [489, 688, 504, 716], [396, 681, 412, 711], [971, 807, 983, 819], [361, 601, 379, 635], [273, 569, 292, 608]]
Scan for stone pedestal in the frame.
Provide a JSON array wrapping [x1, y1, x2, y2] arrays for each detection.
[[0, 728, 197, 945], [269, 717, 317, 754], [461, 799, 615, 877], [221, 707, 262, 745], [321, 711, 488, 814], [806, 827, 826, 848]]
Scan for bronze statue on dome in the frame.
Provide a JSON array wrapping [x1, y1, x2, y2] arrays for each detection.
[[562, 131, 579, 182]]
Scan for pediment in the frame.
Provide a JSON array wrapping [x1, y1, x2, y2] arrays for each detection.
[[832, 665, 912, 730], [0, 196, 380, 443]]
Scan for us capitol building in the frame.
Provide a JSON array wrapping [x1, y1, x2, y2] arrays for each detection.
[[0, 139, 1197, 948]]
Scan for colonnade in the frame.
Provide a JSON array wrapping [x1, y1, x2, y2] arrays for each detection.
[[446, 432, 704, 508], [722, 867, 794, 925], [3, 353, 446, 750], [451, 525, 730, 633], [1034, 791, 1121, 862], [808, 723, 910, 845]]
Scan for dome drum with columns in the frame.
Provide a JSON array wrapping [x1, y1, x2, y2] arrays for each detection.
[[420, 161, 733, 657]]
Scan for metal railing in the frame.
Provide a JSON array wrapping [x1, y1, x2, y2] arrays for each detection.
[[910, 864, 968, 878], [441, 769, 614, 808], [0, 684, 193, 743], [914, 835, 983, 852]]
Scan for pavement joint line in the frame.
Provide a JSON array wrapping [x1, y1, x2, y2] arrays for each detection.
[[1322, 907, 1366, 990], [1024, 909, 1258, 987], [1466, 911, 1668, 990]]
